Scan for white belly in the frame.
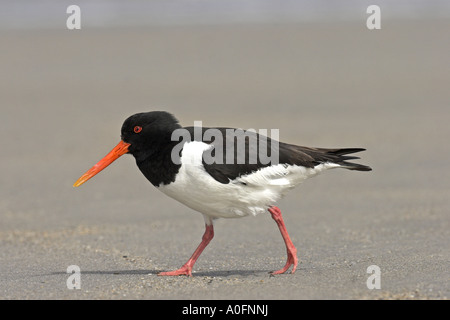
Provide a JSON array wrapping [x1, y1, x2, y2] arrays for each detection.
[[158, 141, 338, 219]]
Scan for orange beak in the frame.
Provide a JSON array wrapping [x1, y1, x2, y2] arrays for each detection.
[[73, 140, 131, 187]]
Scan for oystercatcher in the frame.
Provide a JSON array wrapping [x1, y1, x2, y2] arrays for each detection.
[[74, 111, 371, 276]]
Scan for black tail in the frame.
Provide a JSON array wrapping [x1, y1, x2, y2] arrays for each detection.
[[318, 148, 372, 171], [277, 143, 372, 172]]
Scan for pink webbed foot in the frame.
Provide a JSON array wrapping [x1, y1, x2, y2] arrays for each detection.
[[158, 264, 193, 277]]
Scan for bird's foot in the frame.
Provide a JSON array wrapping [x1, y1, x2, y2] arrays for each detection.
[[270, 249, 298, 275], [158, 223, 214, 277], [158, 264, 193, 277]]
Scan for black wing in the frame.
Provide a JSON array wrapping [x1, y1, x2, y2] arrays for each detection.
[[183, 126, 371, 184]]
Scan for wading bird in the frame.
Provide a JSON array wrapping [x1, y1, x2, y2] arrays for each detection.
[[74, 111, 371, 276]]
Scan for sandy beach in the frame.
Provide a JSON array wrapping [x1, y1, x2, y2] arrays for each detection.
[[0, 17, 449, 300]]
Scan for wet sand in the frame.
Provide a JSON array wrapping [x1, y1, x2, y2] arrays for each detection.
[[0, 20, 449, 299]]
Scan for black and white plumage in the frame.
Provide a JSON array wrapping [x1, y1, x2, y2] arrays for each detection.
[[74, 111, 371, 276]]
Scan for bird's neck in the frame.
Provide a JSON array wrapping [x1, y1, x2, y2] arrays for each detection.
[[135, 140, 182, 187]]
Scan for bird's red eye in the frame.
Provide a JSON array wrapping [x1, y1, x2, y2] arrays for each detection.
[[134, 126, 142, 133]]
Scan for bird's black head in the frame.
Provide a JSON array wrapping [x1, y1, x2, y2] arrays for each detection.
[[73, 111, 181, 187], [121, 111, 182, 161]]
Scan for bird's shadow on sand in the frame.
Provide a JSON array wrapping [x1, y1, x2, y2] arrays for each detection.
[[49, 269, 275, 278]]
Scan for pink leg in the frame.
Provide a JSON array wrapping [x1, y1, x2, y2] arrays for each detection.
[[268, 206, 298, 274], [158, 223, 214, 277]]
